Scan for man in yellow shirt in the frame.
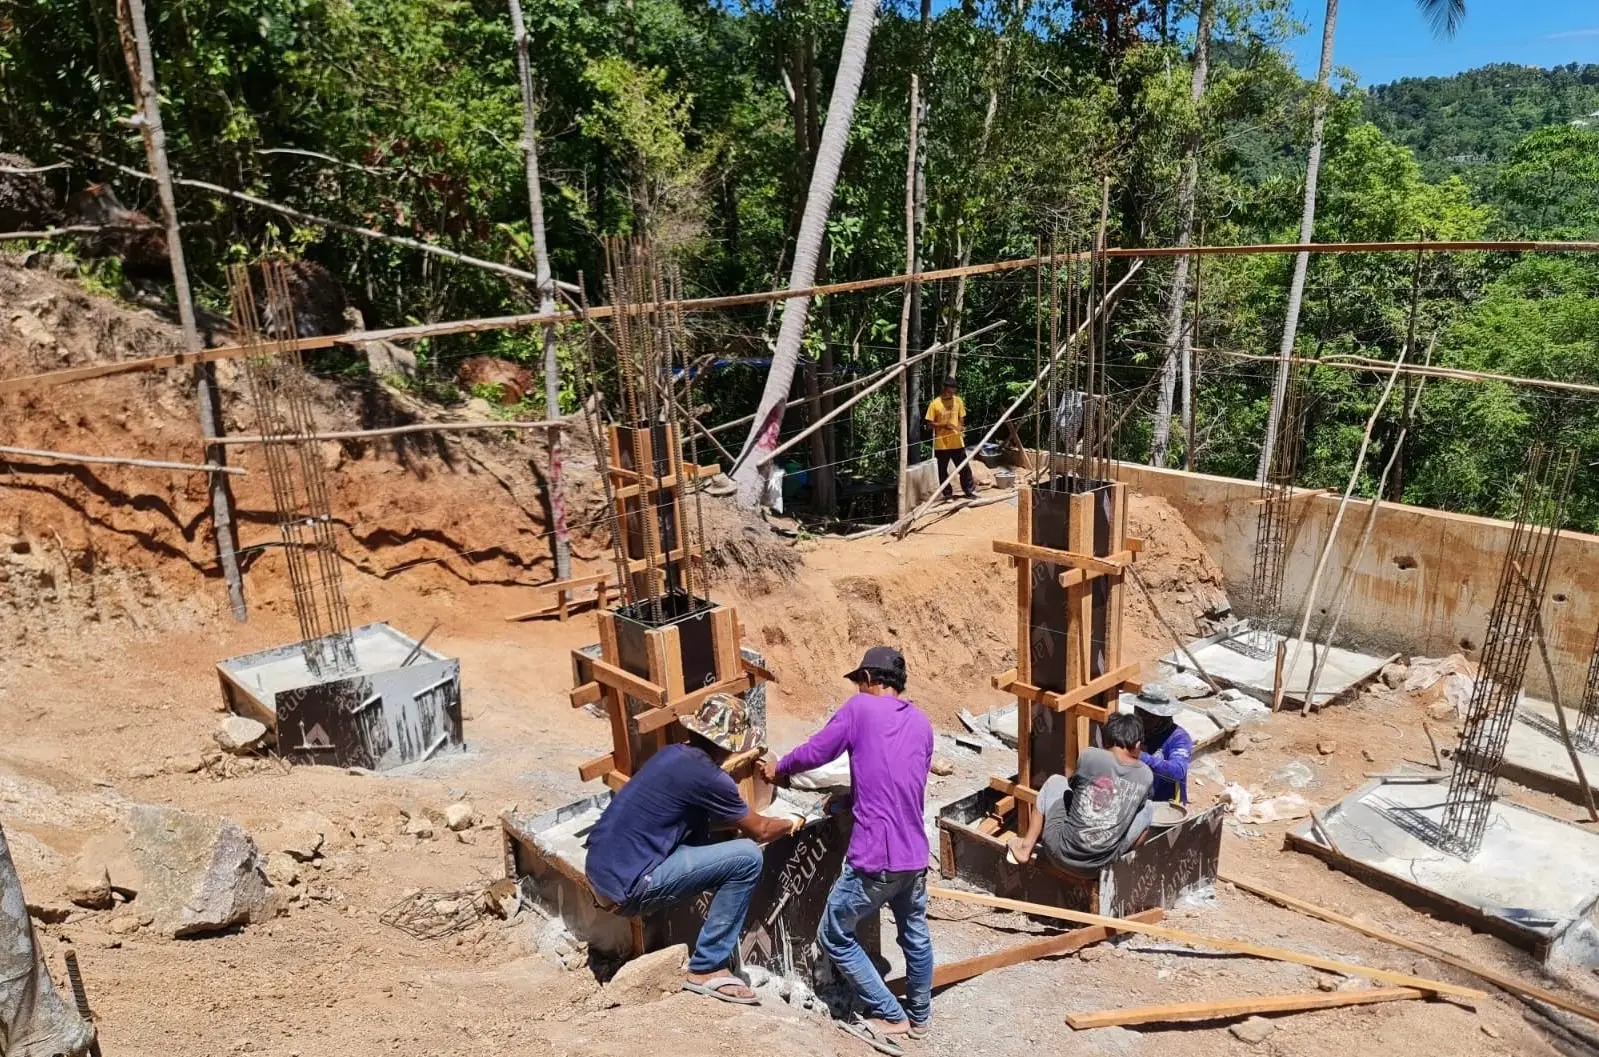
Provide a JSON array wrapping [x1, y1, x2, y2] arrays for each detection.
[[924, 377, 977, 501]]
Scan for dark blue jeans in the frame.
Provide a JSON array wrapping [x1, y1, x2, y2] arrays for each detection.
[[625, 838, 763, 975], [819, 864, 933, 1026]]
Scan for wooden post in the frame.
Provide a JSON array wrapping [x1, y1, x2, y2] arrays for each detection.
[[507, 0, 570, 582], [120, 0, 246, 621], [1015, 485, 1035, 835]]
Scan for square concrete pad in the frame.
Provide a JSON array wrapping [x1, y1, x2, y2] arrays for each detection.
[[1163, 628, 1392, 710]]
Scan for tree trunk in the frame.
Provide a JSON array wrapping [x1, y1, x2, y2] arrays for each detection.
[[119, 0, 247, 621], [897, 75, 920, 519], [906, 0, 931, 429], [733, 0, 879, 507], [1149, 0, 1212, 468], [1257, 0, 1338, 483], [508, 0, 570, 581]]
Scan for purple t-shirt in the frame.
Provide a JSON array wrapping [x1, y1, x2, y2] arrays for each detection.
[[776, 693, 933, 872]]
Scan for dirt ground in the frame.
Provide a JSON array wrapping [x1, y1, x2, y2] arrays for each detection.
[[3, 256, 1599, 1057]]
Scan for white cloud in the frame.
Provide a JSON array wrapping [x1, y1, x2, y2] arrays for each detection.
[[1545, 28, 1599, 40]]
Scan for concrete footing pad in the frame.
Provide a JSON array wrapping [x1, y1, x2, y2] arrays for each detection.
[[1162, 626, 1394, 711], [1287, 776, 1599, 966]]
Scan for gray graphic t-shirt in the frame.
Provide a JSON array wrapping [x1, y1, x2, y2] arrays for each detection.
[[1040, 748, 1153, 872]]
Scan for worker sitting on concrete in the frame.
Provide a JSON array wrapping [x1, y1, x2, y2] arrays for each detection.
[[584, 693, 801, 1006], [762, 646, 934, 1056], [925, 377, 977, 501], [1006, 712, 1155, 875], [1131, 684, 1191, 804]]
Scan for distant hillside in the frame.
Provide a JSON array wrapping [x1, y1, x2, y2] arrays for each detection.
[[1364, 62, 1599, 181]]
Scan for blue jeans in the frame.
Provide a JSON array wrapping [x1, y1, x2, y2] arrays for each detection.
[[626, 838, 763, 975], [819, 864, 933, 1026]]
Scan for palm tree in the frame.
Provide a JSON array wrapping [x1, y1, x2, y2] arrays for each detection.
[[733, 0, 879, 508], [1148, 0, 1212, 468], [1257, 0, 1464, 481]]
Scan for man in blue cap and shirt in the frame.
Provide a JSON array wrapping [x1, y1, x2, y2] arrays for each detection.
[[1131, 685, 1191, 803], [763, 646, 934, 1056]]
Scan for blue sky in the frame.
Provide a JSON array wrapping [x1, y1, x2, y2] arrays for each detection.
[[1287, 0, 1599, 86]]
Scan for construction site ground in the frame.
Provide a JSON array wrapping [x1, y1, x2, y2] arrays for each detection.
[[3, 256, 1597, 1056]]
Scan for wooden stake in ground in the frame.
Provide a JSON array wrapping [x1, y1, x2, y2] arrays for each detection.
[[1222, 873, 1599, 1026], [118, 0, 246, 622], [926, 886, 1483, 1001], [1285, 344, 1408, 713], [896, 75, 920, 519], [507, 0, 570, 581]]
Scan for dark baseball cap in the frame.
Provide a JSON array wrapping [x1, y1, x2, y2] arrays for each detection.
[[844, 645, 906, 683]]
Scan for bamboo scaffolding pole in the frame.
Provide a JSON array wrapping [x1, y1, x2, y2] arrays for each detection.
[[16, 238, 1599, 398], [896, 75, 919, 519], [886, 261, 1143, 539], [1208, 348, 1599, 398], [214, 419, 562, 445], [1277, 343, 1408, 712], [0, 224, 160, 241], [0, 444, 246, 475], [77, 152, 582, 294]]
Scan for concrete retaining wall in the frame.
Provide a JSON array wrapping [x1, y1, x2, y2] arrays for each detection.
[[1103, 463, 1599, 699]]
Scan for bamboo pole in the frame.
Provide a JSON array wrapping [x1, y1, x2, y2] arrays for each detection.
[[19, 239, 1599, 398], [80, 152, 582, 294], [0, 224, 159, 241], [120, 0, 247, 622], [1511, 562, 1599, 822], [757, 323, 1001, 469], [1278, 344, 1408, 712], [214, 419, 562, 445], [896, 75, 919, 519], [0, 444, 246, 475], [887, 262, 1143, 539]]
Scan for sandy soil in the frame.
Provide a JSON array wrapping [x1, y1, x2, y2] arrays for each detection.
[[3, 256, 1597, 1057]]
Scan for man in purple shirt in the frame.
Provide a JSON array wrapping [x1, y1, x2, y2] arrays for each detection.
[[762, 646, 933, 1056]]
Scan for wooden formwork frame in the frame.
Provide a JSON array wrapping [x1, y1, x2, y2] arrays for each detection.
[[983, 481, 1146, 838]]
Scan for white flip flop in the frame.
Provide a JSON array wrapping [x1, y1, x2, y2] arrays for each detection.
[[681, 975, 760, 1005]]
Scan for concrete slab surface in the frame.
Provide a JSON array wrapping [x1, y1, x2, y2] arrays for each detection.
[[1292, 777, 1599, 961], [1163, 628, 1392, 710], [1500, 697, 1599, 806]]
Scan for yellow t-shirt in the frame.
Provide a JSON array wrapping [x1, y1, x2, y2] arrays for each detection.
[[925, 395, 966, 451]]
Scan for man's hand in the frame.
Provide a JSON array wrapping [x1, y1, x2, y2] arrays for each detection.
[[760, 755, 782, 785]]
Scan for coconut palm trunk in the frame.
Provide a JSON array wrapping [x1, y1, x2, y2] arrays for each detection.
[[733, 0, 879, 508]]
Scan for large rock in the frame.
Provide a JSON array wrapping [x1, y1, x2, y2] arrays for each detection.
[[592, 944, 689, 1009], [123, 805, 271, 938], [62, 862, 112, 910], [215, 716, 268, 755]]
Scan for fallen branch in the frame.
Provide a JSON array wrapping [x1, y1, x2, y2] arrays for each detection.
[[1222, 874, 1599, 1026], [926, 886, 1483, 1000], [213, 418, 562, 446], [0, 444, 244, 475], [1066, 987, 1425, 1029]]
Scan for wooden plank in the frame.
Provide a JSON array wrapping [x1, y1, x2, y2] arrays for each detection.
[[925, 886, 1484, 1000], [742, 656, 779, 684], [890, 909, 1165, 995], [596, 611, 633, 776], [568, 681, 602, 708], [1066, 988, 1425, 1029], [633, 672, 755, 734], [1058, 558, 1132, 589], [1015, 486, 1035, 834], [1125, 536, 1145, 553], [1066, 491, 1095, 703], [1221, 874, 1599, 1027], [578, 753, 615, 782], [602, 770, 630, 792], [1045, 661, 1142, 712], [1105, 484, 1127, 672], [648, 624, 685, 759], [993, 538, 1126, 575], [586, 656, 668, 708], [710, 606, 742, 682], [989, 776, 1039, 806]]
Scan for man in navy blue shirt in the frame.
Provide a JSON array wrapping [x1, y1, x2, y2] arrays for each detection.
[[1131, 685, 1191, 803], [585, 694, 797, 1004]]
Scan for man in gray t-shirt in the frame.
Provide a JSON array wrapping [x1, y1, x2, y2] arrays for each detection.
[[1007, 712, 1155, 874]]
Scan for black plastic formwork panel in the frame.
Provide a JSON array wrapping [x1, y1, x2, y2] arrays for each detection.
[[616, 424, 683, 595]]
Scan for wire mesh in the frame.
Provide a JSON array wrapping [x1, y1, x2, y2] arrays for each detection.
[[1441, 445, 1576, 857], [1236, 366, 1307, 659], [228, 260, 357, 679]]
